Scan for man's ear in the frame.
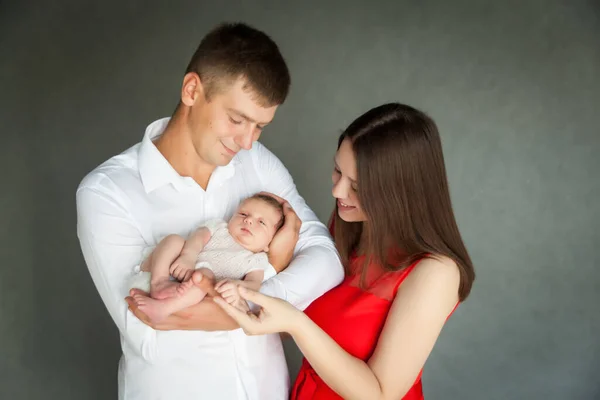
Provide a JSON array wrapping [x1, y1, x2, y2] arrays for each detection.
[[181, 72, 203, 106]]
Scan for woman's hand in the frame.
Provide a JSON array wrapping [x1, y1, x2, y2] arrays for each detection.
[[214, 286, 305, 335]]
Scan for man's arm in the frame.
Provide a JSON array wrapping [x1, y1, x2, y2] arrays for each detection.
[[77, 182, 236, 352], [251, 142, 345, 310]]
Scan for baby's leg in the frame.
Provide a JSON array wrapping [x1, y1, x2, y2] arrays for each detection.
[[143, 234, 186, 300], [132, 276, 211, 323]]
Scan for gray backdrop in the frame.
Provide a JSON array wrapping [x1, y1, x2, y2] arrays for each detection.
[[1, 1, 598, 399]]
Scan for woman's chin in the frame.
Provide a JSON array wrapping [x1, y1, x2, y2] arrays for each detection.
[[337, 209, 359, 222]]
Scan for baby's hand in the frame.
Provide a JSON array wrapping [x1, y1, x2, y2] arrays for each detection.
[[169, 256, 195, 281], [215, 279, 245, 306]]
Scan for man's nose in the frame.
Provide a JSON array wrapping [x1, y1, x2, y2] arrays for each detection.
[[235, 128, 253, 150]]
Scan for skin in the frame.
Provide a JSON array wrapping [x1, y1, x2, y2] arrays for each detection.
[[213, 138, 462, 399], [125, 72, 301, 331]]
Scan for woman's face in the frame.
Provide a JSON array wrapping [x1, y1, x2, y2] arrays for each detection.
[[332, 139, 367, 222]]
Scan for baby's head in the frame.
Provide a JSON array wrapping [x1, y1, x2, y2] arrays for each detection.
[[228, 193, 285, 253]]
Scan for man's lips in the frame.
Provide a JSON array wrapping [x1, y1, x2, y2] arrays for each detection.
[[222, 142, 237, 156]]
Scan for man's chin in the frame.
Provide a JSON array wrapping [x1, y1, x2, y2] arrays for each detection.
[[213, 154, 233, 166]]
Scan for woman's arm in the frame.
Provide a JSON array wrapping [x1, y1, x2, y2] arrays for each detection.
[[291, 257, 460, 400], [215, 256, 460, 400]]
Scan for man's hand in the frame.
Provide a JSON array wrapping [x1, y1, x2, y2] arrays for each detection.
[[260, 192, 301, 272], [125, 288, 238, 331]]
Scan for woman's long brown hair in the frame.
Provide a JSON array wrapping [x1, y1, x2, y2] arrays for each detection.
[[333, 103, 475, 301]]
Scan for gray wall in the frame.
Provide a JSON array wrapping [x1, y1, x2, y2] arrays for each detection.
[[1, 1, 598, 399]]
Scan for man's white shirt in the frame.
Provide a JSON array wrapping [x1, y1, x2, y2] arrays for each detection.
[[76, 118, 344, 400]]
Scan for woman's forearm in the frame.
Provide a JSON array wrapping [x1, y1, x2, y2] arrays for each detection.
[[291, 313, 383, 400]]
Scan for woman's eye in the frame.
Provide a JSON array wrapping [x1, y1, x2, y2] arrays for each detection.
[[333, 168, 341, 175]]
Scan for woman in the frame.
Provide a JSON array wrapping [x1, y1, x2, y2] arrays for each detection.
[[214, 102, 476, 400]]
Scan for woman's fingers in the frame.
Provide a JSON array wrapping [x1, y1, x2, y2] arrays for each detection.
[[214, 297, 256, 328]]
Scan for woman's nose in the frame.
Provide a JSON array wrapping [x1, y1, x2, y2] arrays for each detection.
[[332, 180, 346, 199]]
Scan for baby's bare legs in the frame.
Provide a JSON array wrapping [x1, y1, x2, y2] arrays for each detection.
[[141, 234, 186, 300], [132, 268, 215, 323]]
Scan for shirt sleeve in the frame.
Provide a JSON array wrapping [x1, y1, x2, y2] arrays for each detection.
[[250, 141, 345, 310], [76, 181, 179, 363]]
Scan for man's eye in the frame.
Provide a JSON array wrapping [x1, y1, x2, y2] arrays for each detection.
[[229, 116, 242, 125], [333, 168, 341, 175]]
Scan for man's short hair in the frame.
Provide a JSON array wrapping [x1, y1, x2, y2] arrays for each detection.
[[185, 22, 291, 107]]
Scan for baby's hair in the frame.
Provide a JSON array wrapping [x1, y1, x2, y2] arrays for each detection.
[[246, 193, 285, 230]]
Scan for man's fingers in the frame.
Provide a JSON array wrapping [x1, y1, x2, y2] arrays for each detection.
[[129, 288, 149, 297], [125, 296, 152, 326]]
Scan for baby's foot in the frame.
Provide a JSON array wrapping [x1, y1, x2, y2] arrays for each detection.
[[150, 280, 179, 300], [132, 294, 172, 323], [176, 277, 196, 296]]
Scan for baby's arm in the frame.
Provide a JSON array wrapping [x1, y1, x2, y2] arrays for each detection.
[[169, 227, 211, 281], [238, 270, 264, 291]]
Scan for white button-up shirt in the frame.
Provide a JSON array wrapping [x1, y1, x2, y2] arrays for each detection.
[[76, 118, 344, 400]]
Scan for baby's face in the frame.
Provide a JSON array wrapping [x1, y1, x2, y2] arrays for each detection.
[[228, 198, 282, 253]]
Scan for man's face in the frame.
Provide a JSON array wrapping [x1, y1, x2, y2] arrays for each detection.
[[187, 77, 278, 167]]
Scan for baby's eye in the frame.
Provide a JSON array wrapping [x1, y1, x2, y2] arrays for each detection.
[[259, 220, 266, 226], [239, 212, 247, 217]]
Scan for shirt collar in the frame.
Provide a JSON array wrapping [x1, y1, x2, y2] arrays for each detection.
[[138, 117, 239, 193]]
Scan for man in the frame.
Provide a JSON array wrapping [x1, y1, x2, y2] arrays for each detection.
[[76, 22, 343, 400]]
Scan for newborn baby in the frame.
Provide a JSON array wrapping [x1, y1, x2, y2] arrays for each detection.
[[130, 193, 284, 322]]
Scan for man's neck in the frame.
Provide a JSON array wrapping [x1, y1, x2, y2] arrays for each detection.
[[154, 116, 215, 190]]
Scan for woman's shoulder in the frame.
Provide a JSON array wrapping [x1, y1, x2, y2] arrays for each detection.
[[414, 255, 460, 279], [401, 255, 461, 297]]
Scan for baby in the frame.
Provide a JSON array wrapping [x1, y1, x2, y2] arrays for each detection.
[[130, 193, 284, 323]]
